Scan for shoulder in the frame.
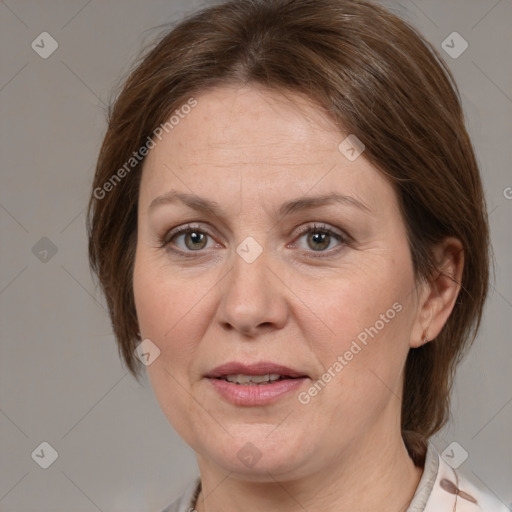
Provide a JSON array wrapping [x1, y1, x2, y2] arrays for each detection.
[[423, 444, 509, 512], [160, 479, 201, 512]]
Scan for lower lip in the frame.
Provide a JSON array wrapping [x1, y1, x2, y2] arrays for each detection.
[[207, 377, 308, 406]]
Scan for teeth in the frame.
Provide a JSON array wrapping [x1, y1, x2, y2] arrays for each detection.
[[224, 374, 283, 385]]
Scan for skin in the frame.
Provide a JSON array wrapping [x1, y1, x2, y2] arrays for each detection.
[[133, 85, 464, 512]]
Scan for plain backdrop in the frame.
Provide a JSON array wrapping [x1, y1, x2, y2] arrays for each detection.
[[1, 0, 511, 510]]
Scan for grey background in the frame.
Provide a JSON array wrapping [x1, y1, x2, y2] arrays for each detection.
[[0, 0, 511, 510]]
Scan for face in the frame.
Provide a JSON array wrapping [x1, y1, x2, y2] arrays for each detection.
[[133, 85, 422, 480]]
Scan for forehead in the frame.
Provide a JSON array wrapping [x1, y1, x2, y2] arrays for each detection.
[[139, 85, 393, 213], [153, 86, 339, 163]]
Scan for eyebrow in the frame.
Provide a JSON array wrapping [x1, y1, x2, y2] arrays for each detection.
[[147, 191, 371, 217]]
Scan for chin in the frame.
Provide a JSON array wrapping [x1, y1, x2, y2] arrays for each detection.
[[197, 427, 319, 481]]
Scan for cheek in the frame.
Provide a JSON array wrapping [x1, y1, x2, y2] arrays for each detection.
[[294, 290, 410, 440], [298, 251, 414, 407], [304, 258, 411, 355], [133, 254, 213, 439], [132, 253, 210, 369]]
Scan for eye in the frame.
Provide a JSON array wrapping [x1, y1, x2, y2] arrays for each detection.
[[160, 224, 218, 254], [290, 223, 347, 255], [158, 222, 348, 258]]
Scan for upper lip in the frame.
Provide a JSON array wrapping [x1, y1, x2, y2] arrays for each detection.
[[205, 361, 308, 379]]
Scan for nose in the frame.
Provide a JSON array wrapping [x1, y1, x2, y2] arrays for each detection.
[[216, 248, 289, 337]]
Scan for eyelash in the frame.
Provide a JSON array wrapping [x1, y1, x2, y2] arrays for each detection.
[[158, 222, 349, 259]]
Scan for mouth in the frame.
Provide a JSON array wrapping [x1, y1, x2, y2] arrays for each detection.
[[206, 361, 308, 381], [217, 373, 300, 385], [205, 362, 309, 406]]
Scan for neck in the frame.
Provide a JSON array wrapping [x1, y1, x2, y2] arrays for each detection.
[[194, 428, 423, 512]]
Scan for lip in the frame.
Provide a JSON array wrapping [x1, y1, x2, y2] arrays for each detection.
[[205, 361, 307, 379], [205, 361, 309, 406]]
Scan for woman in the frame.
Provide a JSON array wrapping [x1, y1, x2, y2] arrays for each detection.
[[87, 0, 507, 510]]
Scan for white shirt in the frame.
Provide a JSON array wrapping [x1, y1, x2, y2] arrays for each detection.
[[161, 442, 509, 511]]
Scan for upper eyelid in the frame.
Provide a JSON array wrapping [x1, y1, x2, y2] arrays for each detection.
[[163, 223, 215, 244], [166, 221, 343, 237], [292, 222, 345, 238]]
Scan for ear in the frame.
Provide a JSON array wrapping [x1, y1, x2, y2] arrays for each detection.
[[410, 237, 464, 348]]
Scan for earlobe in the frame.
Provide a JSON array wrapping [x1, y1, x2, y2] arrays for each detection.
[[411, 302, 434, 349], [411, 238, 464, 349], [422, 305, 434, 345]]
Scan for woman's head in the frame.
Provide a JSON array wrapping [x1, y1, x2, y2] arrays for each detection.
[[87, 0, 490, 471]]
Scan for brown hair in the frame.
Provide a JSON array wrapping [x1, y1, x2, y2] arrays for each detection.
[[87, 0, 490, 456]]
